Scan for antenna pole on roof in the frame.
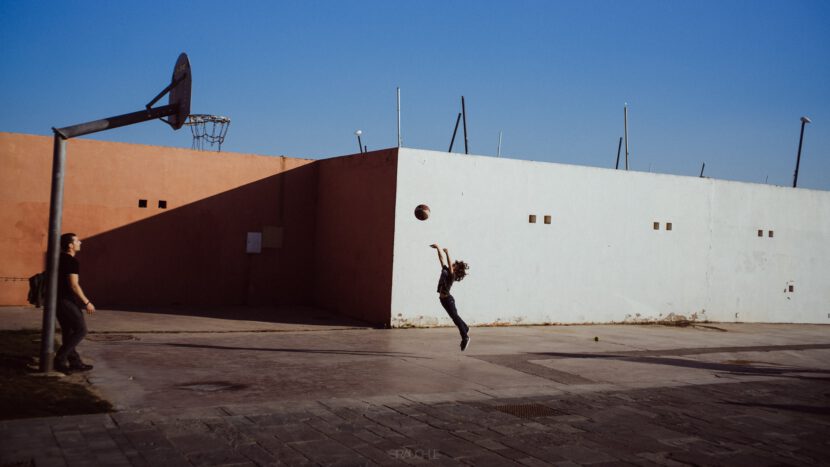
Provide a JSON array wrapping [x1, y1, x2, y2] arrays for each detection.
[[624, 103, 629, 170], [462, 96, 469, 154], [497, 131, 503, 157], [699, 162, 706, 178], [397, 87, 402, 148], [792, 116, 811, 188], [615, 137, 622, 169], [449, 112, 461, 152]]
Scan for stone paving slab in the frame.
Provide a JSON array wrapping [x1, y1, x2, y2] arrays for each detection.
[[2, 379, 828, 466]]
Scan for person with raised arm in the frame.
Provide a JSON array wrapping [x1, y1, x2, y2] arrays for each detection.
[[430, 243, 471, 351]]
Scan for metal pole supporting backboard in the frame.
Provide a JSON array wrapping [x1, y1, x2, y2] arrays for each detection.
[[39, 106, 180, 372], [39, 134, 67, 372]]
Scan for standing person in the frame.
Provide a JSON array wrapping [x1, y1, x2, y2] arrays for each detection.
[[430, 244, 471, 351], [54, 233, 95, 373]]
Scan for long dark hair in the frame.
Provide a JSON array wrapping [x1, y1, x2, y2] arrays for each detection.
[[452, 260, 469, 281]]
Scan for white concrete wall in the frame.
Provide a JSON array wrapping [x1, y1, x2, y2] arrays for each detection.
[[390, 148, 830, 326]]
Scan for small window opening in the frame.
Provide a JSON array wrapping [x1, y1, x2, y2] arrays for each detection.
[[158, 200, 167, 209], [768, 230, 774, 238], [544, 215, 551, 224], [788, 285, 794, 293], [138, 199, 147, 208], [758, 230, 763, 237], [653, 222, 659, 230], [666, 222, 673, 231], [529, 215, 537, 224]]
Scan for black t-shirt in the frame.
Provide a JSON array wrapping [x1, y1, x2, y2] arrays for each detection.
[[58, 253, 79, 300], [437, 266, 453, 295]]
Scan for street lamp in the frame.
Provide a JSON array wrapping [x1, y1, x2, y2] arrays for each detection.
[[354, 130, 364, 154], [792, 116, 811, 188]]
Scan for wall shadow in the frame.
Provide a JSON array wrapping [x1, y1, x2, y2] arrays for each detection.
[[528, 347, 830, 382], [721, 401, 830, 415], [153, 342, 429, 359], [104, 304, 373, 327], [78, 163, 356, 325]]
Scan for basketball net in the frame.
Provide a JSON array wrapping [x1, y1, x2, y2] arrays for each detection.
[[185, 114, 230, 152]]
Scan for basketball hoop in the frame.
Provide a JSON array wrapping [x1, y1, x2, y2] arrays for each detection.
[[185, 114, 230, 151]]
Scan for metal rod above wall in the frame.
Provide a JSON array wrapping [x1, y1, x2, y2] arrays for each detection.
[[462, 96, 469, 155], [793, 116, 811, 188], [449, 113, 461, 153], [624, 103, 629, 170]]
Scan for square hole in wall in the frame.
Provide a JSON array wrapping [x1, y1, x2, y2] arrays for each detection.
[[158, 200, 167, 209], [666, 222, 673, 231], [138, 199, 147, 208], [758, 229, 763, 237], [544, 215, 551, 224], [789, 285, 794, 292], [768, 230, 774, 238], [529, 215, 537, 224], [653, 222, 659, 230]]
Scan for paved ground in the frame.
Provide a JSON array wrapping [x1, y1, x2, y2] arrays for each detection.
[[1, 306, 829, 466]]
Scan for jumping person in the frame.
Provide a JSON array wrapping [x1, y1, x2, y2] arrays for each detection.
[[430, 243, 471, 351], [54, 233, 95, 373]]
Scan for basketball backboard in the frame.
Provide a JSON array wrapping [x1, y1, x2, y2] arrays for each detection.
[[167, 53, 192, 130]]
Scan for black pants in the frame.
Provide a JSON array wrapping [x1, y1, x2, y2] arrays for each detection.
[[55, 298, 87, 366], [440, 295, 468, 339]]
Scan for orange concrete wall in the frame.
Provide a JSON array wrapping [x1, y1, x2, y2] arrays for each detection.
[[0, 132, 316, 307], [313, 149, 398, 325]]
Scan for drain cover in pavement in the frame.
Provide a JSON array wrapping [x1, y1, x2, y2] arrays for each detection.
[[490, 403, 566, 419], [86, 334, 136, 342], [177, 381, 248, 392]]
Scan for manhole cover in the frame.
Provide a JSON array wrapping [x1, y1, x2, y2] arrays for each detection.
[[177, 381, 247, 392], [490, 403, 565, 419], [86, 334, 136, 342]]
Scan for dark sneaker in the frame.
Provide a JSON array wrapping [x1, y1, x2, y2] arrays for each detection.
[[53, 361, 73, 374], [70, 363, 94, 372], [461, 336, 471, 351]]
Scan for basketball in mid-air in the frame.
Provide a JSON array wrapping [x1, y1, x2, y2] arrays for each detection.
[[414, 204, 430, 221]]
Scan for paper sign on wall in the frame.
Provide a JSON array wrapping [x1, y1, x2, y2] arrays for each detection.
[[246, 232, 262, 254]]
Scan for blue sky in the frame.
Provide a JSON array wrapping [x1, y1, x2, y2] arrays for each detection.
[[2, 0, 828, 190]]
